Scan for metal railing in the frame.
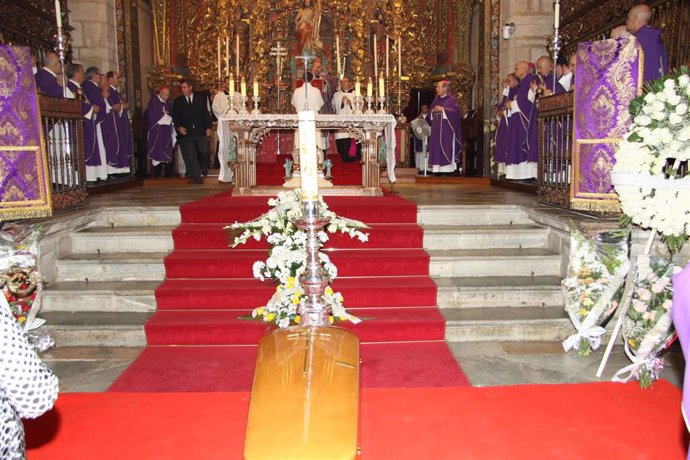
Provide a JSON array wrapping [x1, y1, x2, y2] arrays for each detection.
[[537, 92, 574, 208], [39, 95, 87, 212]]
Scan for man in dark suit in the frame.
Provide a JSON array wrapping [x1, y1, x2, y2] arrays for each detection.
[[172, 79, 212, 184]]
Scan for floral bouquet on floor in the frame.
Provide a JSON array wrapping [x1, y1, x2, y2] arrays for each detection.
[[562, 229, 630, 356], [614, 257, 682, 388], [227, 190, 369, 328], [0, 223, 54, 352]]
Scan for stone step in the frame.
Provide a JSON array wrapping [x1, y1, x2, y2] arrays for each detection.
[[71, 226, 175, 254], [428, 248, 561, 278], [56, 253, 167, 281], [41, 311, 151, 347], [434, 276, 563, 308], [42, 281, 160, 312], [418, 205, 534, 226], [91, 207, 181, 227], [423, 224, 547, 250], [443, 306, 572, 342]]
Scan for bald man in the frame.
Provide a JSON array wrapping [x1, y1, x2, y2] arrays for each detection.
[[626, 3, 668, 82], [532, 55, 565, 96], [505, 61, 538, 180], [425, 80, 462, 175], [35, 52, 64, 98]]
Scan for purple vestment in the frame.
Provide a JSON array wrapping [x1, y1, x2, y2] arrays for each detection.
[[34, 68, 64, 98], [672, 262, 690, 454], [495, 86, 517, 166], [67, 80, 99, 167], [146, 95, 174, 163], [542, 72, 566, 95], [634, 26, 668, 83], [82, 80, 107, 166], [106, 87, 134, 168], [507, 74, 538, 167], [425, 93, 462, 169]]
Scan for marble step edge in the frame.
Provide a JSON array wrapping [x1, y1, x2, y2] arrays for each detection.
[[44, 325, 147, 347], [91, 207, 182, 227], [444, 320, 573, 342]]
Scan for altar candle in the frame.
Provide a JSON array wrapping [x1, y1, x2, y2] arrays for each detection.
[[554, 0, 560, 29], [398, 37, 402, 79], [298, 111, 319, 202], [378, 72, 385, 98], [367, 77, 373, 98], [386, 37, 390, 78], [55, 0, 62, 29], [373, 34, 378, 77], [253, 78, 259, 97], [229, 73, 235, 95], [336, 35, 341, 76], [355, 79, 361, 97], [240, 77, 247, 97], [236, 35, 240, 76], [225, 36, 230, 77], [217, 38, 222, 81]]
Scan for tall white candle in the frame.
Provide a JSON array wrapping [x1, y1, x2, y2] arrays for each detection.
[[236, 35, 240, 76], [225, 37, 230, 77], [554, 1, 560, 29], [367, 77, 373, 98], [253, 78, 259, 97], [240, 77, 247, 97], [55, 0, 62, 29], [217, 38, 222, 81], [355, 79, 361, 97], [386, 37, 390, 79], [229, 74, 235, 95], [378, 72, 385, 98], [298, 111, 319, 202], [336, 35, 341, 76], [398, 36, 402, 79], [373, 34, 378, 77]]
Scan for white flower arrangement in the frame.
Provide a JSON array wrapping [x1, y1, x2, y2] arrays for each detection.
[[228, 190, 369, 328], [614, 258, 682, 388], [562, 230, 629, 356], [612, 66, 690, 253]]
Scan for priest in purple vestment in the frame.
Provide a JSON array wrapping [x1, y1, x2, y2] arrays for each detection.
[[146, 86, 175, 177], [425, 80, 462, 175], [34, 52, 64, 98], [105, 71, 133, 173], [496, 73, 518, 176], [535, 56, 566, 96], [66, 63, 98, 185], [505, 61, 539, 180], [671, 263, 690, 448], [626, 4, 668, 83], [83, 67, 109, 182]]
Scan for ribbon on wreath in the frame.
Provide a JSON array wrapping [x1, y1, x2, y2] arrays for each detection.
[[562, 260, 630, 352], [613, 310, 673, 383]]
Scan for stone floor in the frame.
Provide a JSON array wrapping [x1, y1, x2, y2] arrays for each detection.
[[40, 178, 686, 391]]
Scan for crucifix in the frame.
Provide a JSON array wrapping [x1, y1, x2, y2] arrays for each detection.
[[270, 41, 289, 156]]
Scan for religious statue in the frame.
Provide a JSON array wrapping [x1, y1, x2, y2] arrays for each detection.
[[294, 0, 323, 56]]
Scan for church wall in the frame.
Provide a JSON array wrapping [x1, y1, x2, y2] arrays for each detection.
[[498, 0, 553, 79], [138, 1, 154, 111], [69, 0, 119, 72]]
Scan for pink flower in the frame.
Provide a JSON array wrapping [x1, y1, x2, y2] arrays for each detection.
[[662, 299, 672, 311], [632, 300, 648, 313], [637, 288, 652, 301], [643, 311, 656, 321]]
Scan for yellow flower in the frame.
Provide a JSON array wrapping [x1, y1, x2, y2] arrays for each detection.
[[294, 315, 301, 324], [338, 316, 347, 322], [256, 307, 265, 316], [628, 338, 636, 348], [286, 277, 296, 289], [292, 295, 300, 305], [328, 316, 335, 325], [325, 287, 334, 296], [265, 313, 276, 321], [578, 308, 588, 317]]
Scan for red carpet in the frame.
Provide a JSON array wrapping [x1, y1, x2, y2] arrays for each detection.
[[27, 381, 687, 459], [110, 191, 469, 391], [257, 153, 363, 186]]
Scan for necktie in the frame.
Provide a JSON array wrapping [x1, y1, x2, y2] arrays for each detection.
[[187, 96, 192, 105]]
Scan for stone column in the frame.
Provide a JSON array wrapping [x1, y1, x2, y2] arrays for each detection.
[[68, 0, 118, 72], [499, 0, 554, 78]]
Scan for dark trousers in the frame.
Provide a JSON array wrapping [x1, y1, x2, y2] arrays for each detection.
[[336, 138, 361, 162], [178, 136, 208, 182]]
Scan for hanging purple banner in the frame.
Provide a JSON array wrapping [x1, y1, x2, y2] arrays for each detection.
[[571, 37, 642, 213], [0, 45, 52, 220]]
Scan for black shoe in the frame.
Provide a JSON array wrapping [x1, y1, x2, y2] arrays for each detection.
[[193, 176, 203, 185]]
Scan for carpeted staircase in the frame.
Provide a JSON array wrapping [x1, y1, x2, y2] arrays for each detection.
[[256, 152, 364, 186], [109, 192, 469, 392]]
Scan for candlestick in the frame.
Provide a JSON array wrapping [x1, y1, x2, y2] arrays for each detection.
[[398, 36, 402, 79], [336, 35, 341, 77], [217, 38, 222, 81], [298, 111, 319, 203], [365, 95, 374, 114], [373, 34, 378, 76], [554, 0, 560, 29], [386, 37, 390, 79], [55, 0, 62, 29], [353, 95, 364, 115], [225, 37, 230, 77], [377, 95, 386, 114], [367, 77, 373, 98], [236, 35, 240, 76], [240, 77, 247, 97], [354, 79, 361, 97], [252, 96, 261, 114], [229, 74, 235, 95], [378, 72, 385, 99], [253, 78, 259, 97]]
